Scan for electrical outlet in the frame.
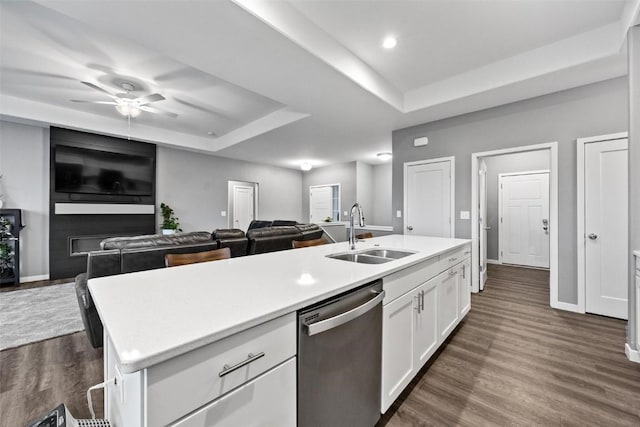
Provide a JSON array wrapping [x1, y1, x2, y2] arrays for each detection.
[[460, 211, 470, 220], [344, 211, 348, 217], [221, 211, 227, 217]]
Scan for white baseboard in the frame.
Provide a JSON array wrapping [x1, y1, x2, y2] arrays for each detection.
[[486, 259, 501, 265], [551, 301, 579, 313], [20, 274, 49, 283], [625, 343, 640, 363]]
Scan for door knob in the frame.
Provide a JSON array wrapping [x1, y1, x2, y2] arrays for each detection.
[[407, 225, 414, 231], [588, 233, 598, 240]]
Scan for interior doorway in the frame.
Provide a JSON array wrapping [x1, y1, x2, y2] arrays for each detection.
[[228, 180, 258, 231], [471, 142, 559, 310], [309, 184, 340, 223]]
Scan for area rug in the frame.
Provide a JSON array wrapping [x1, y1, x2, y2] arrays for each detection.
[[0, 283, 85, 351]]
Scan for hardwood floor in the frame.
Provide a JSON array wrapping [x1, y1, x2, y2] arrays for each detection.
[[0, 277, 73, 293], [1, 264, 638, 425], [379, 264, 640, 426], [0, 332, 103, 425]]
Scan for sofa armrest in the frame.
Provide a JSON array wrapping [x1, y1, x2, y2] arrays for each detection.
[[75, 273, 92, 309]]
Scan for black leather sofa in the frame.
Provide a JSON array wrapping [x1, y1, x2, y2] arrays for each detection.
[[76, 223, 324, 348]]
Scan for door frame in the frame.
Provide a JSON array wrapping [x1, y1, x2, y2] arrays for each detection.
[[471, 142, 559, 310], [497, 170, 550, 265], [576, 131, 628, 314], [309, 183, 341, 223], [227, 180, 259, 229], [403, 156, 455, 238]]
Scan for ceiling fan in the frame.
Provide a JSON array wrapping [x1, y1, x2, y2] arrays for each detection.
[[72, 81, 178, 118]]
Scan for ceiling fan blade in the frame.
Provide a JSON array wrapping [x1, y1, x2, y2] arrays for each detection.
[[81, 81, 117, 98], [140, 105, 178, 118], [136, 93, 165, 105], [71, 100, 117, 105]]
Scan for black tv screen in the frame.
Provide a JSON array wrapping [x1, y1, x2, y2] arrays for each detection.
[[55, 145, 154, 196]]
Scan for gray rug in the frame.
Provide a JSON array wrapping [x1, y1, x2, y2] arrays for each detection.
[[0, 283, 85, 351]]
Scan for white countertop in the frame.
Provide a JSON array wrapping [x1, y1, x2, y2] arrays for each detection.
[[89, 235, 469, 373]]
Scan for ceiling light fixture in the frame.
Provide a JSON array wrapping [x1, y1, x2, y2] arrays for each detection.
[[115, 101, 141, 118], [382, 36, 397, 49], [377, 152, 392, 161], [300, 162, 312, 171]]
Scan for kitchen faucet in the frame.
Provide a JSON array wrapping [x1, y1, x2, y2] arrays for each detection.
[[349, 202, 365, 250]]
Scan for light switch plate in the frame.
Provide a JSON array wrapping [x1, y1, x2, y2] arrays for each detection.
[[221, 211, 227, 217], [344, 211, 348, 217], [460, 211, 470, 220], [396, 210, 402, 218]]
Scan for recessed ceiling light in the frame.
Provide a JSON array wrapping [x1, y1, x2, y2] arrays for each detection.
[[300, 162, 312, 171], [382, 36, 397, 49], [377, 152, 392, 161]]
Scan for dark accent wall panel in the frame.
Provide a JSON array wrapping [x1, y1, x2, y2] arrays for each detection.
[[49, 127, 157, 280]]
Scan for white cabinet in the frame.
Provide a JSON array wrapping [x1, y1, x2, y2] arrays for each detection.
[[636, 253, 639, 350], [172, 358, 296, 427], [381, 244, 471, 413], [381, 276, 439, 412], [458, 258, 471, 318], [105, 313, 296, 427], [437, 268, 459, 341]]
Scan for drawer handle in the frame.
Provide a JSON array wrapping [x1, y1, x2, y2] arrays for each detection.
[[448, 257, 458, 262], [464, 251, 470, 255], [449, 269, 457, 276], [219, 352, 265, 377]]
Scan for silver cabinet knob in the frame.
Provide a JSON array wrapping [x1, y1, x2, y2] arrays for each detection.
[[407, 225, 414, 231], [588, 233, 598, 240]]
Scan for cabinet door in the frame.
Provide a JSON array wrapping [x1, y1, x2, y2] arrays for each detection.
[[414, 278, 438, 369], [172, 357, 296, 427], [437, 269, 459, 342], [381, 290, 418, 413], [458, 258, 471, 318]]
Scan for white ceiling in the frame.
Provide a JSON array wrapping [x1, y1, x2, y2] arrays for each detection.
[[1, 0, 638, 169]]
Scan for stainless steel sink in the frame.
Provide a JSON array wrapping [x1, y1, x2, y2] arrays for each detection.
[[359, 249, 415, 259], [327, 253, 392, 264], [326, 248, 416, 264]]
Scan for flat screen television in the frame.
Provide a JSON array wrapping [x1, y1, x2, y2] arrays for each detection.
[[55, 145, 154, 196]]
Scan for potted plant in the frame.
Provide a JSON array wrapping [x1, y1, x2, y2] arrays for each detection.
[[0, 242, 13, 279], [160, 203, 182, 235]]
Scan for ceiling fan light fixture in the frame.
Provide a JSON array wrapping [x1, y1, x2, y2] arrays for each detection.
[[116, 102, 141, 118]]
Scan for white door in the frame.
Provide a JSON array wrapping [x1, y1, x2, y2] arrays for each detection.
[[309, 185, 333, 223], [499, 172, 550, 268], [405, 159, 452, 237], [585, 138, 628, 319], [233, 185, 254, 231], [479, 160, 488, 290]]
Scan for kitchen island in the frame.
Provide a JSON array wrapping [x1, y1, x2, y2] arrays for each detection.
[[90, 234, 470, 426]]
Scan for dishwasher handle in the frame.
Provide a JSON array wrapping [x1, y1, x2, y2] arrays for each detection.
[[304, 290, 385, 336]]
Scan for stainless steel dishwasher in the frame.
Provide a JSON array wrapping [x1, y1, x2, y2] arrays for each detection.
[[298, 280, 385, 427]]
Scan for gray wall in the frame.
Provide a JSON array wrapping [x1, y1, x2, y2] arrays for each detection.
[[371, 163, 392, 226], [302, 161, 356, 222], [0, 121, 49, 280], [392, 77, 628, 304], [356, 161, 373, 224], [628, 25, 639, 349], [157, 146, 303, 232], [484, 151, 550, 260]]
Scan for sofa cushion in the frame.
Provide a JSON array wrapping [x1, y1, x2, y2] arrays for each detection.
[[247, 220, 272, 231], [295, 223, 324, 240], [272, 220, 298, 226], [246, 226, 302, 254], [101, 231, 213, 250], [212, 229, 245, 239]]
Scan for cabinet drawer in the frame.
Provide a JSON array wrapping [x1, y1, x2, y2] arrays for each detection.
[[146, 313, 296, 427], [440, 244, 470, 271], [383, 256, 440, 304], [171, 357, 296, 427]]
